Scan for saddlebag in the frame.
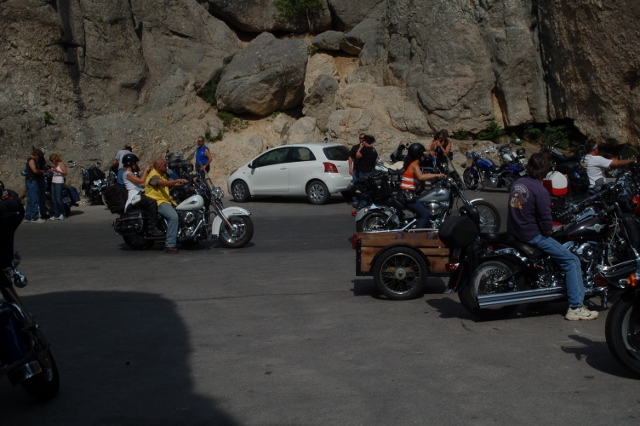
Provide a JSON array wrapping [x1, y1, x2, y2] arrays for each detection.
[[438, 215, 479, 248], [114, 211, 146, 235], [103, 184, 127, 214]]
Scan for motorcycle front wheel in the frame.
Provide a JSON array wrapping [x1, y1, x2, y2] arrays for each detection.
[[470, 200, 501, 233], [218, 215, 254, 248], [459, 260, 519, 320], [123, 235, 155, 250], [463, 168, 479, 190], [20, 332, 60, 402], [356, 212, 391, 232], [605, 294, 640, 376]]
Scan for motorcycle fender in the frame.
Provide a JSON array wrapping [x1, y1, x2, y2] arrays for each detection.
[[469, 197, 486, 203], [354, 204, 386, 222], [211, 206, 251, 235]]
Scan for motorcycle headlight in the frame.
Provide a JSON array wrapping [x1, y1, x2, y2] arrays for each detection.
[[212, 187, 224, 199]]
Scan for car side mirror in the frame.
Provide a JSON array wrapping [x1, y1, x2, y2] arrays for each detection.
[[248, 162, 255, 169]]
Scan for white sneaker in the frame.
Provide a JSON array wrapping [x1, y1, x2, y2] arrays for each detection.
[[32, 218, 46, 224], [565, 306, 599, 321], [50, 216, 59, 221], [23, 219, 32, 223], [59, 215, 66, 220]]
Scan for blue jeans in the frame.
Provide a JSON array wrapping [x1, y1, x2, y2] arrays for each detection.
[[25, 180, 40, 220], [51, 183, 65, 218], [157, 202, 179, 248], [117, 168, 125, 185], [527, 234, 584, 308], [406, 199, 430, 229]]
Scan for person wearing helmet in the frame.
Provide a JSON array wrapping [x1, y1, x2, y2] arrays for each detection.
[[121, 154, 163, 237], [399, 143, 446, 228]]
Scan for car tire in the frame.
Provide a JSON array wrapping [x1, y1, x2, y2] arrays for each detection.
[[307, 180, 330, 205], [231, 180, 250, 203]]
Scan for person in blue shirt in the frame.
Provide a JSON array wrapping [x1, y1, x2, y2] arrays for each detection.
[[195, 136, 212, 182], [507, 152, 598, 321]]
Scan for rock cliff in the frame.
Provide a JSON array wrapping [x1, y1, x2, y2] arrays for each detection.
[[0, 0, 638, 194]]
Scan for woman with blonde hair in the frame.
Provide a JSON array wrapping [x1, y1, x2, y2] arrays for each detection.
[[49, 153, 68, 220]]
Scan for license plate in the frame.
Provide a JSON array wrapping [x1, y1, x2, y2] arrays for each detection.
[[519, 171, 525, 176], [94, 179, 103, 185]]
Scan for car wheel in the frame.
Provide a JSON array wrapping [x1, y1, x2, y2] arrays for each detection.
[[307, 180, 330, 205], [231, 180, 250, 203]]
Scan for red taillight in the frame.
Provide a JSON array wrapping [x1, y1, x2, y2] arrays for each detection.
[[323, 162, 339, 173], [445, 263, 460, 273], [352, 233, 358, 250], [351, 209, 357, 216]]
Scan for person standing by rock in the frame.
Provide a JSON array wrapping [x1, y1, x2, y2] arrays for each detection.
[[195, 136, 212, 182], [24, 148, 46, 223], [113, 145, 133, 185], [429, 130, 452, 169], [349, 133, 365, 181], [48, 153, 68, 220], [355, 135, 378, 180]]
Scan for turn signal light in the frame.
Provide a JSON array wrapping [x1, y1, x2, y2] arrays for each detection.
[[445, 263, 459, 273], [323, 162, 339, 173], [628, 273, 638, 287]]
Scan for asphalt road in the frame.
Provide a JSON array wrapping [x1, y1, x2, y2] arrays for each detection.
[[2, 190, 639, 425]]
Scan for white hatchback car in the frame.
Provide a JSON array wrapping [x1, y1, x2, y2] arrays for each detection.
[[227, 143, 353, 204]]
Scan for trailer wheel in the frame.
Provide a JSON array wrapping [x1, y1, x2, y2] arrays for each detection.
[[373, 247, 428, 300]]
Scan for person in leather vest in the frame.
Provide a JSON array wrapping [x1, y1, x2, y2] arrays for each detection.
[[24, 148, 46, 223]]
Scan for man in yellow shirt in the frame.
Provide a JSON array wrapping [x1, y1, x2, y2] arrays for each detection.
[[145, 159, 188, 253]]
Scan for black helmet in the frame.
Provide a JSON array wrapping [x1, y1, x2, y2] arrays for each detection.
[[122, 153, 139, 167], [407, 143, 426, 159]]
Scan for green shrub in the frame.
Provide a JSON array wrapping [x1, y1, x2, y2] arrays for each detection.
[[524, 125, 542, 142], [274, 0, 324, 32], [44, 111, 55, 125], [197, 81, 217, 106], [477, 120, 505, 142], [217, 111, 235, 127], [541, 124, 578, 151], [452, 129, 471, 140]]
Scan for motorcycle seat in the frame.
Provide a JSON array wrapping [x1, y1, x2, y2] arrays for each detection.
[[480, 232, 544, 259], [388, 168, 405, 176]]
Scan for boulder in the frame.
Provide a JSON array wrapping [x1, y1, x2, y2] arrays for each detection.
[[340, 18, 380, 56], [303, 74, 340, 131], [216, 33, 308, 116], [327, 0, 387, 31], [199, 0, 331, 34], [311, 31, 345, 52], [286, 117, 324, 144]]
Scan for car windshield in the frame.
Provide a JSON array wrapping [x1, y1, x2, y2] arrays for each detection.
[[323, 145, 349, 161]]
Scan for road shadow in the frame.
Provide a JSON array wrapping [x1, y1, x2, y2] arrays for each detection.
[[561, 334, 640, 380], [351, 277, 448, 299], [0, 291, 240, 426]]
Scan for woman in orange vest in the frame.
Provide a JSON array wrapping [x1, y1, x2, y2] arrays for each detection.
[[399, 143, 445, 229]]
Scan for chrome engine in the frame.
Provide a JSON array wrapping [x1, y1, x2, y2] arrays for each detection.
[[177, 210, 205, 239]]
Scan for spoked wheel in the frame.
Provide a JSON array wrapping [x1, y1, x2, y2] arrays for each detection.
[[605, 294, 640, 376], [459, 260, 519, 320], [373, 247, 428, 300], [356, 212, 390, 232], [463, 168, 479, 190], [123, 235, 155, 250], [470, 200, 501, 233], [20, 332, 60, 402], [218, 215, 254, 248]]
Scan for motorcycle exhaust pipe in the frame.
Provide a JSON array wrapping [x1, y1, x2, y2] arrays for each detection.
[[478, 287, 566, 308]]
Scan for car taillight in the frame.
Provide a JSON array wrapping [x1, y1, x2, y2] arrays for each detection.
[[323, 162, 339, 173]]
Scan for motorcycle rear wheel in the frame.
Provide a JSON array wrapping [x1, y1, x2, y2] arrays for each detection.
[[459, 260, 519, 320], [218, 215, 254, 248], [605, 295, 640, 376], [463, 168, 479, 190], [123, 235, 155, 250], [373, 247, 428, 300], [356, 212, 391, 232], [20, 334, 60, 402]]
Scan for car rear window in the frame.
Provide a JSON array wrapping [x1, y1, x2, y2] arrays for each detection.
[[323, 145, 350, 161]]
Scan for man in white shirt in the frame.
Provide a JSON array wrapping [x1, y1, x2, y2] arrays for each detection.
[[583, 141, 635, 187]]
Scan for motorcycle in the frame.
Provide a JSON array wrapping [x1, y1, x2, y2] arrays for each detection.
[[541, 142, 590, 198], [112, 174, 254, 250], [443, 181, 640, 321], [81, 161, 109, 204], [463, 144, 525, 191], [605, 270, 640, 377], [355, 163, 501, 233], [0, 186, 60, 401]]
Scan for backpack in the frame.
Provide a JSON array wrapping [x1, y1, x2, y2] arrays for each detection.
[[102, 184, 127, 214]]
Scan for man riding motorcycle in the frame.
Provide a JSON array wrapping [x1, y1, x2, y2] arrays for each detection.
[[145, 158, 188, 254]]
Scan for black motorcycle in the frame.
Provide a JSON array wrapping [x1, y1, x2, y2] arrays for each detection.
[[81, 161, 108, 204], [442, 181, 640, 320], [0, 186, 60, 401]]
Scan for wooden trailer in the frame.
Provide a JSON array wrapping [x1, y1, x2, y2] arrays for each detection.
[[354, 230, 452, 300]]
